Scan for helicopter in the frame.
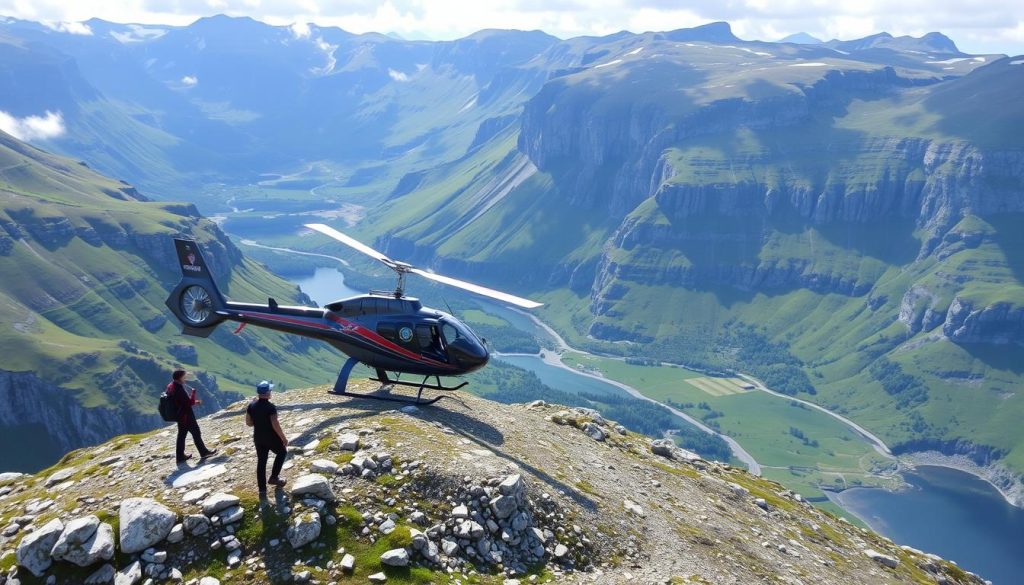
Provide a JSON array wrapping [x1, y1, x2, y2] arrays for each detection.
[[164, 223, 542, 405]]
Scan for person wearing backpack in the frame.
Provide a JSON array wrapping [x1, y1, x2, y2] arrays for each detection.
[[245, 380, 289, 494], [167, 369, 217, 464]]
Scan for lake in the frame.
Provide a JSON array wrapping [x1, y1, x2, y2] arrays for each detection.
[[293, 267, 362, 305], [493, 354, 627, 399], [830, 465, 1024, 584]]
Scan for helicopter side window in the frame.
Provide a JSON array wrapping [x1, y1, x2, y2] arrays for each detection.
[[377, 322, 397, 342], [416, 324, 445, 358]]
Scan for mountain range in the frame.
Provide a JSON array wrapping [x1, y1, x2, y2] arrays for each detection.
[[1, 15, 1022, 503]]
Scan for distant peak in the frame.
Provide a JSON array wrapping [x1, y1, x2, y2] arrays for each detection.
[[778, 32, 822, 45], [664, 21, 739, 44], [920, 31, 959, 53]]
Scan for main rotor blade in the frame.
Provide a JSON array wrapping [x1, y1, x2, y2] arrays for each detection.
[[410, 267, 543, 309], [304, 224, 392, 265]]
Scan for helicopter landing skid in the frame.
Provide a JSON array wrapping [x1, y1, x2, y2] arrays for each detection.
[[326, 358, 464, 405]]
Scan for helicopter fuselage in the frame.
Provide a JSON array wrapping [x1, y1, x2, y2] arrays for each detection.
[[220, 295, 489, 376], [164, 238, 490, 382]]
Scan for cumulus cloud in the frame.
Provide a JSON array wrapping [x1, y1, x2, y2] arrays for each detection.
[[290, 21, 311, 38], [388, 68, 409, 82], [0, 110, 66, 141], [181, 75, 198, 86], [42, 20, 93, 35]]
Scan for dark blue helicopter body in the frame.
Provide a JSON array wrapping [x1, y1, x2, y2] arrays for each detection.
[[164, 228, 536, 404]]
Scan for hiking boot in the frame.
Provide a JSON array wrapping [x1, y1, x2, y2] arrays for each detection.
[[200, 448, 218, 460], [268, 476, 287, 487]]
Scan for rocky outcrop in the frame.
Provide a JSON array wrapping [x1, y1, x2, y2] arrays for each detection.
[[0, 384, 987, 584], [942, 297, 1024, 344], [899, 285, 945, 334]]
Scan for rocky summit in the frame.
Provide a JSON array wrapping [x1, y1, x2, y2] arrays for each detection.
[[0, 382, 985, 584]]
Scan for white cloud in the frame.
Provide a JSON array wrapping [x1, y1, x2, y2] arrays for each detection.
[[290, 21, 311, 38], [181, 75, 198, 86], [42, 20, 93, 35], [2, 0, 1022, 54], [110, 24, 167, 43], [0, 110, 66, 141], [387, 68, 409, 81]]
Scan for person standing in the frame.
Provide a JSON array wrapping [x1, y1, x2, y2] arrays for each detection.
[[246, 380, 289, 493], [168, 369, 217, 464]]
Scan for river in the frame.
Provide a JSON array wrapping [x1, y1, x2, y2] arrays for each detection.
[[830, 466, 1024, 584]]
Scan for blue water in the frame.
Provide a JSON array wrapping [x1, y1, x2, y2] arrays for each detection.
[[494, 354, 626, 399], [293, 267, 362, 306], [831, 465, 1024, 584]]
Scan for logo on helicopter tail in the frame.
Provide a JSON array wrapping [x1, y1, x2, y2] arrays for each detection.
[[182, 244, 203, 273]]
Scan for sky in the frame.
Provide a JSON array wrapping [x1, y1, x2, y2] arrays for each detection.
[[1, 0, 1022, 55]]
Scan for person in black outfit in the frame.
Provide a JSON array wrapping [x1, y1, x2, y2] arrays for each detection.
[[246, 380, 289, 494], [168, 369, 217, 464]]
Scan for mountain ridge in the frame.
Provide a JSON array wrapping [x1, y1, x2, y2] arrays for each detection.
[[0, 383, 990, 584]]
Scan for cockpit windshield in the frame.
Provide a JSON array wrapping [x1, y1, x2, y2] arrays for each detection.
[[441, 321, 461, 345]]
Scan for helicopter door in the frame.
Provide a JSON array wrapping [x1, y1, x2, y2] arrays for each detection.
[[415, 324, 446, 361]]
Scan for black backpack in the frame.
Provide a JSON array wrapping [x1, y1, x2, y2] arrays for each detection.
[[158, 390, 177, 422]]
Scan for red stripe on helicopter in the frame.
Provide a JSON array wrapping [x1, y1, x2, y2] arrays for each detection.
[[236, 312, 334, 331], [324, 313, 457, 369]]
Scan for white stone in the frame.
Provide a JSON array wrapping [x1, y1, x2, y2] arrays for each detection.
[[0, 472, 24, 483], [368, 572, 387, 583], [119, 498, 176, 554], [340, 553, 355, 571], [201, 493, 240, 516], [864, 549, 900, 569], [16, 518, 64, 576], [166, 524, 184, 544], [623, 499, 645, 517], [287, 511, 322, 549], [44, 467, 75, 487], [337, 433, 360, 451], [85, 563, 116, 585], [310, 459, 339, 475], [380, 548, 409, 566], [217, 506, 244, 525], [170, 464, 227, 488], [290, 474, 335, 502], [51, 516, 115, 567], [198, 578, 220, 585], [182, 488, 210, 504], [115, 560, 142, 585]]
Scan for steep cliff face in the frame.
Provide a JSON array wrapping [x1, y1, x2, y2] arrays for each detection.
[[0, 369, 238, 458], [942, 298, 1024, 344]]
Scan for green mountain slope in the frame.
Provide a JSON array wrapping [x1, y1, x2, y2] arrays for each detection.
[[346, 47, 1024, 500], [0, 130, 337, 471]]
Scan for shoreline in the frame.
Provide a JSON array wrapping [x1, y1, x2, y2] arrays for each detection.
[[820, 454, 1023, 510], [899, 451, 1023, 509]]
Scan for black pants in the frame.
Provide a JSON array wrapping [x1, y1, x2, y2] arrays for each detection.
[[176, 416, 209, 461], [255, 439, 287, 492]]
